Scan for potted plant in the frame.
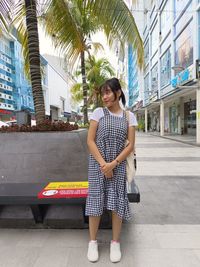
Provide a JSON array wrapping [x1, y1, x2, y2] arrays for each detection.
[[137, 119, 145, 132]]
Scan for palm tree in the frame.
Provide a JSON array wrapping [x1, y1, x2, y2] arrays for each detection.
[[86, 56, 115, 108], [41, 0, 144, 124], [0, 0, 45, 124], [23, 0, 45, 123], [1, 0, 144, 124], [71, 56, 115, 109]]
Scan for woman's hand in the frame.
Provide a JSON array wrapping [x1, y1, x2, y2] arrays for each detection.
[[104, 170, 113, 179], [100, 161, 117, 178]]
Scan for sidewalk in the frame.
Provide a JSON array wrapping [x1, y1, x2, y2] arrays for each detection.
[[0, 132, 200, 267], [147, 131, 198, 147]]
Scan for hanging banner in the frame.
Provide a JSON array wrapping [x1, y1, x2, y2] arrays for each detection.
[[38, 181, 88, 199]]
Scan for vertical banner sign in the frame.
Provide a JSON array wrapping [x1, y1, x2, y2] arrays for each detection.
[[38, 181, 88, 199]]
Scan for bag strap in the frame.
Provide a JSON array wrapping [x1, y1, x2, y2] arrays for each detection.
[[126, 110, 136, 155]]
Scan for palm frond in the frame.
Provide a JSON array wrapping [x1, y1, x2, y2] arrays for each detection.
[[41, 0, 84, 70], [70, 82, 83, 103], [87, 0, 144, 69]]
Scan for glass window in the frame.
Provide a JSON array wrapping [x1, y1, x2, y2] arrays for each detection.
[[175, 2, 192, 35], [151, 52, 158, 67], [151, 21, 159, 56], [160, 0, 171, 37], [160, 33, 171, 54], [144, 74, 149, 104], [175, 21, 193, 69], [151, 63, 158, 92], [174, 0, 189, 19], [144, 39, 149, 66], [160, 48, 171, 88]]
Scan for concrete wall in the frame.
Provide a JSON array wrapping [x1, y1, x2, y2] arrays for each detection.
[[0, 129, 88, 183]]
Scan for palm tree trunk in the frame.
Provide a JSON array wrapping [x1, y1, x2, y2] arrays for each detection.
[[80, 50, 88, 124], [24, 0, 45, 124]]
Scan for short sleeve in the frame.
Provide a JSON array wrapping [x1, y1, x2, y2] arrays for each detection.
[[128, 111, 138, 126], [89, 107, 104, 122]]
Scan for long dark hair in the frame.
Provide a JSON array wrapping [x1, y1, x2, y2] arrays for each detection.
[[100, 77, 126, 106]]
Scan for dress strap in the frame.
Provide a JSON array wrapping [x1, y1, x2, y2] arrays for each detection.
[[123, 110, 128, 119], [102, 107, 110, 116]]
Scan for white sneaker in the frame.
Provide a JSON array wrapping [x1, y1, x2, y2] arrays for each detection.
[[110, 241, 121, 263], [87, 240, 99, 262]]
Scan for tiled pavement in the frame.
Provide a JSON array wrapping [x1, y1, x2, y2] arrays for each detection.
[[0, 132, 200, 267]]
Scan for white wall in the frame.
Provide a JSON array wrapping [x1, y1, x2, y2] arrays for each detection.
[[47, 63, 71, 115]]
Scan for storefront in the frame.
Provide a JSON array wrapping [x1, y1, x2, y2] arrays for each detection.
[[0, 109, 15, 122], [148, 107, 160, 132], [169, 104, 179, 134], [184, 99, 196, 135]]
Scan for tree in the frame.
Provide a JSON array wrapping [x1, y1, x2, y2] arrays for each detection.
[[71, 55, 115, 109], [1, 0, 144, 125], [0, 0, 45, 124], [23, 0, 45, 123], [42, 0, 144, 124], [86, 56, 115, 108]]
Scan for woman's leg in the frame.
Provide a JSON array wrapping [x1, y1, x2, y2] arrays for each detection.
[[89, 216, 101, 240], [111, 211, 122, 241]]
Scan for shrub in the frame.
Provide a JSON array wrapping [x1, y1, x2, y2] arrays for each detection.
[[0, 120, 79, 133], [137, 119, 145, 132]]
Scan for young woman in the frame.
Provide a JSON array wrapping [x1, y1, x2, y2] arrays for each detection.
[[85, 77, 137, 263]]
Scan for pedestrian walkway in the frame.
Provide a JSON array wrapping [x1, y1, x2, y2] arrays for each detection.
[[0, 132, 200, 267], [148, 131, 198, 147]]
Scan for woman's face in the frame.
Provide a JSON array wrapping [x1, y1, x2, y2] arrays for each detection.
[[101, 86, 121, 107]]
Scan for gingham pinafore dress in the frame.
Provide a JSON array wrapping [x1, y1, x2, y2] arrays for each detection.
[[85, 107, 132, 221]]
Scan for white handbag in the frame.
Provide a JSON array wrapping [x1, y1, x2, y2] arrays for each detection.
[[125, 111, 137, 184]]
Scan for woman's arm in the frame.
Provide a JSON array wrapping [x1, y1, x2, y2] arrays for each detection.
[[87, 120, 106, 166], [100, 126, 135, 175], [115, 126, 135, 163]]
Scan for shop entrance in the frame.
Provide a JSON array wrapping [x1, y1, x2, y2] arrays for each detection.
[[184, 100, 196, 135]]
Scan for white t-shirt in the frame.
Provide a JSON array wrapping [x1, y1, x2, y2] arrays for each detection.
[[90, 107, 138, 127]]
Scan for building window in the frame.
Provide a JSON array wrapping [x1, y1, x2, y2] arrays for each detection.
[[160, 48, 171, 88], [175, 2, 192, 35], [144, 39, 149, 66], [160, 0, 171, 38], [175, 21, 193, 69], [174, 0, 189, 19], [151, 63, 158, 92], [144, 74, 149, 104], [151, 21, 159, 56]]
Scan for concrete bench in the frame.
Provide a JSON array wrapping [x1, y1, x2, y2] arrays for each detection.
[[0, 182, 140, 227], [0, 130, 140, 228]]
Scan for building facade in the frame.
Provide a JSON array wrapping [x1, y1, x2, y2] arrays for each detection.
[[0, 32, 16, 121], [0, 30, 76, 122], [135, 0, 200, 143], [125, 0, 145, 116], [43, 54, 73, 121]]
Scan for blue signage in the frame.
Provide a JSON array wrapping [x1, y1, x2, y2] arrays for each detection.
[[171, 69, 190, 88]]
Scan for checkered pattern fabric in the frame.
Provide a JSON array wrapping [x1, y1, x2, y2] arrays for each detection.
[[85, 108, 132, 221]]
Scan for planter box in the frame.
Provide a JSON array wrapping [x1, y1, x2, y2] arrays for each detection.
[[0, 129, 88, 183]]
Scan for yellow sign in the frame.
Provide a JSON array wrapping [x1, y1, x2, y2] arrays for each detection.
[[197, 112, 200, 120], [45, 181, 88, 190]]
